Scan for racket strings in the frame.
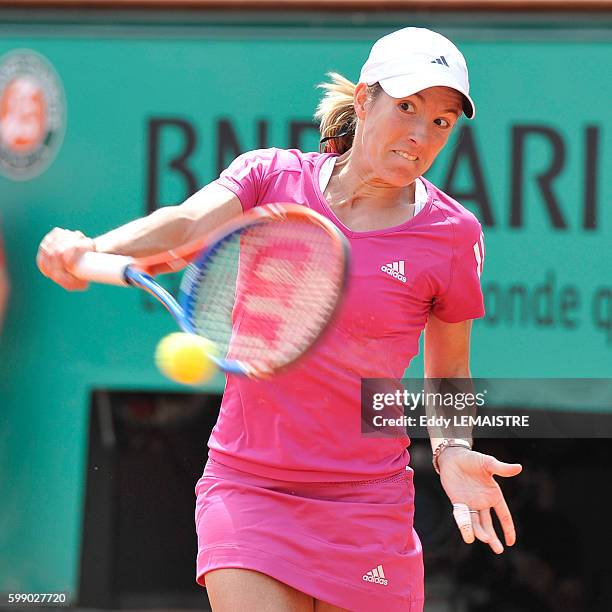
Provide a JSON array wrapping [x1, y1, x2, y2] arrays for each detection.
[[234, 221, 343, 364], [183, 217, 345, 370], [184, 237, 240, 351]]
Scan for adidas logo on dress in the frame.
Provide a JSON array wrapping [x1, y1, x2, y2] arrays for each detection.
[[362, 564, 388, 586], [381, 261, 406, 283]]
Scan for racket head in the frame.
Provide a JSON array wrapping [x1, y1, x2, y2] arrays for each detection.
[[178, 203, 349, 377]]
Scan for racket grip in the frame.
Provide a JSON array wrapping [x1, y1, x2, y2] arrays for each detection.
[[71, 252, 135, 286]]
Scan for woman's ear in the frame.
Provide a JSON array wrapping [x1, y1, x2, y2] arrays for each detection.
[[354, 82, 369, 120]]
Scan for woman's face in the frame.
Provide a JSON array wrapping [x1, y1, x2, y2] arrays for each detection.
[[354, 84, 463, 186]]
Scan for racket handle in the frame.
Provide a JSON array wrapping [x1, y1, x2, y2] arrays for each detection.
[[71, 252, 135, 286]]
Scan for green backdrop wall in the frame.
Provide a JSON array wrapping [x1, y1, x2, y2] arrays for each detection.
[[0, 9, 610, 597]]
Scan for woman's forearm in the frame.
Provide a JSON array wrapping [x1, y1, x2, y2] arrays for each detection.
[[93, 205, 192, 256], [92, 183, 242, 257]]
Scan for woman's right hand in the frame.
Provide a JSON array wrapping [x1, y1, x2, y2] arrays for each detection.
[[36, 228, 97, 291]]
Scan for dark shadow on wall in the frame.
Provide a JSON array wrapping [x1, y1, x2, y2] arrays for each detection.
[[79, 391, 221, 610]]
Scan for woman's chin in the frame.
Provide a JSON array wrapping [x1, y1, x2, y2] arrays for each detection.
[[379, 168, 419, 187]]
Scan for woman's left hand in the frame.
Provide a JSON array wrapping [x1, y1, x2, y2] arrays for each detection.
[[437, 446, 522, 554]]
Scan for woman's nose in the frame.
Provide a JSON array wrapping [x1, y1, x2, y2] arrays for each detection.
[[407, 120, 427, 147]]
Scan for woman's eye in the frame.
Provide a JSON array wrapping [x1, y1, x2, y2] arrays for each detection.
[[399, 102, 414, 112], [435, 118, 451, 128]]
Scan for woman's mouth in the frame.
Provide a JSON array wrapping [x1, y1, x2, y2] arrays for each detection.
[[393, 150, 419, 161]]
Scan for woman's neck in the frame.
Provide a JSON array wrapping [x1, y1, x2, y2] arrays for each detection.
[[326, 150, 416, 212]]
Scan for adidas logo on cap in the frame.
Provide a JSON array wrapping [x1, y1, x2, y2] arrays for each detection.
[[431, 55, 449, 66], [362, 564, 388, 586], [381, 261, 406, 283]]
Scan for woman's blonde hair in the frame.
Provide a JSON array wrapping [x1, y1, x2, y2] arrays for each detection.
[[314, 72, 381, 154]]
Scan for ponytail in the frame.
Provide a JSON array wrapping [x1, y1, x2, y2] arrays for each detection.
[[315, 73, 382, 154], [315, 72, 357, 154]]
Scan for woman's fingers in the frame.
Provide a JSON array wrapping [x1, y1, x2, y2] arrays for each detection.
[[36, 230, 59, 277], [452, 503, 475, 544], [52, 270, 89, 291], [470, 511, 490, 545], [484, 454, 523, 478], [37, 228, 94, 290], [453, 501, 516, 555], [479, 508, 504, 554], [453, 501, 517, 552], [494, 497, 517, 546], [452, 503, 506, 554]]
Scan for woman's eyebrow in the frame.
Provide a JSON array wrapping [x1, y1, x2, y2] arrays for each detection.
[[410, 92, 461, 115]]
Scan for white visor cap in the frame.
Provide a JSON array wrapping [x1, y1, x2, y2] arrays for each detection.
[[359, 27, 476, 119]]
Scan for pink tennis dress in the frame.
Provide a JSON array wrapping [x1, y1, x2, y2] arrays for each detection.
[[195, 148, 485, 611]]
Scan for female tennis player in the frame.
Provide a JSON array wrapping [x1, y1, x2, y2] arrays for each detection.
[[38, 27, 522, 612]]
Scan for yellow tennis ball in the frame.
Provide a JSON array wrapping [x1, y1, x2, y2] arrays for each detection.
[[155, 332, 218, 385]]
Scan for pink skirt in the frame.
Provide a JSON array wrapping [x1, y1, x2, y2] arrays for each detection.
[[194, 457, 424, 611]]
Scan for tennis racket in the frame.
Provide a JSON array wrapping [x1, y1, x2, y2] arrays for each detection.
[[72, 203, 350, 378]]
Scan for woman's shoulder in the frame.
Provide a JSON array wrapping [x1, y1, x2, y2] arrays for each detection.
[[239, 147, 329, 167], [234, 147, 328, 175], [422, 176, 483, 237]]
